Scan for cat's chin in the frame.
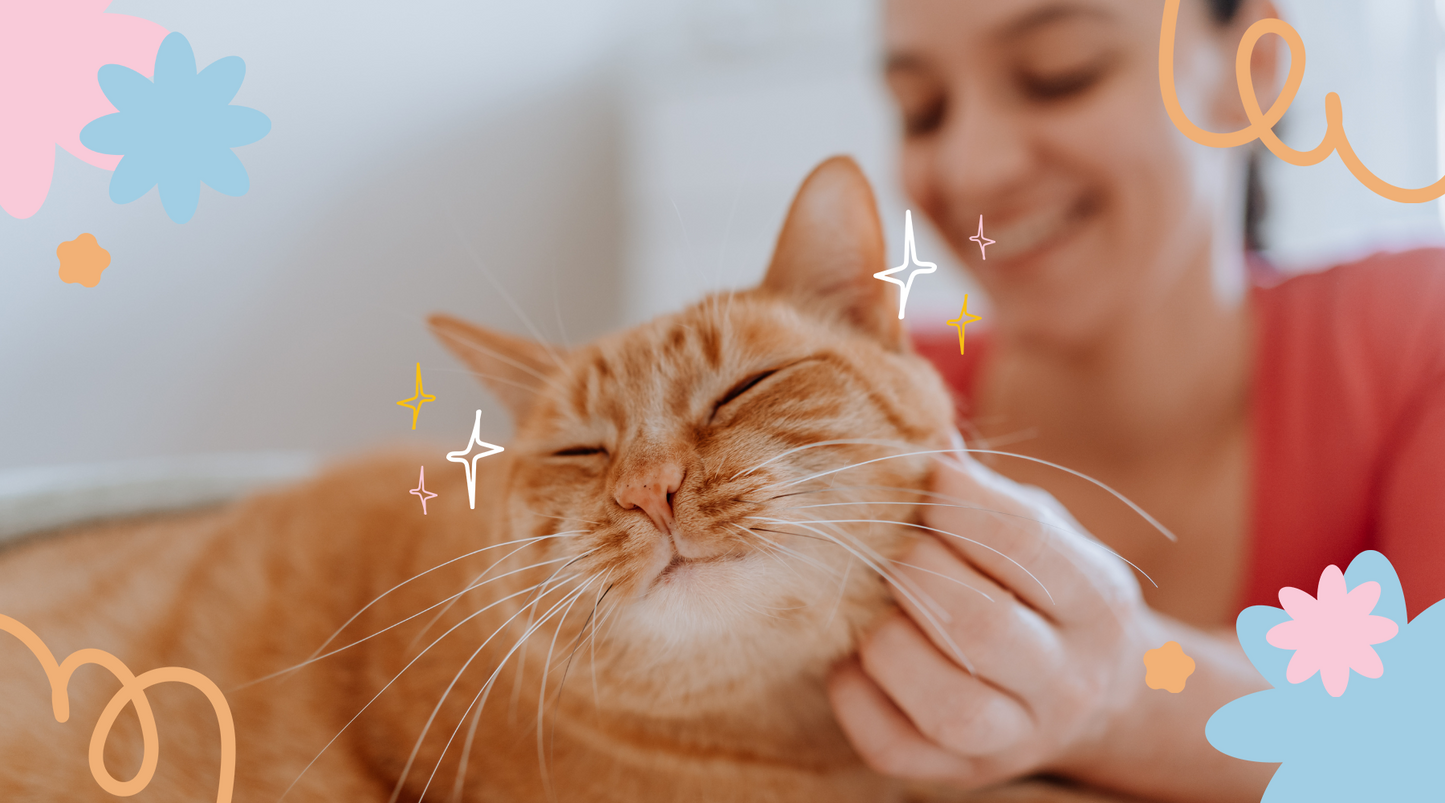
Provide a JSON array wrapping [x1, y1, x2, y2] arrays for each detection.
[[636, 555, 757, 613], [651, 551, 746, 586], [633, 527, 750, 595]]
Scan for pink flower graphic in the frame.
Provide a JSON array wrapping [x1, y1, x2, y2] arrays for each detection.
[[1266, 564, 1400, 697], [0, 1, 167, 219]]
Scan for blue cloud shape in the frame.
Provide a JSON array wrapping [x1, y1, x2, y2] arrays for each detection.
[[1206, 551, 1445, 800], [79, 32, 270, 224]]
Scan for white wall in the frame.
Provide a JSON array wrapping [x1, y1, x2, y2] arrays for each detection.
[[618, 0, 1445, 332], [0, 0, 629, 472], [1263, 0, 1445, 268], [4, 0, 1442, 477], [618, 0, 976, 330]]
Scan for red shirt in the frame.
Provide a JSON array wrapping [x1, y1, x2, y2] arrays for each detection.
[[914, 249, 1445, 620]]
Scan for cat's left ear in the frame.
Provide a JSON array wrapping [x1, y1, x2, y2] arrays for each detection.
[[760, 156, 903, 349], [428, 314, 563, 421]]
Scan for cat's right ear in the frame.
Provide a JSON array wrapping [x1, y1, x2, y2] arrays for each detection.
[[428, 314, 562, 421], [761, 156, 903, 349]]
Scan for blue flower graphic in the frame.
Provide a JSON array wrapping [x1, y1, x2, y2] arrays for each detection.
[[1206, 551, 1445, 801], [79, 32, 270, 224]]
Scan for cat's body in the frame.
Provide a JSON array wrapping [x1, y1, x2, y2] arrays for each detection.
[[0, 159, 1128, 803], [0, 452, 889, 802]]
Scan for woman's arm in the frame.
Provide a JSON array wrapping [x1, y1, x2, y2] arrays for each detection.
[[1375, 365, 1445, 620], [1049, 616, 1275, 801], [828, 455, 1276, 802]]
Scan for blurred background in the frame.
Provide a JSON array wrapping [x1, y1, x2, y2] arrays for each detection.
[[2, 0, 1443, 506]]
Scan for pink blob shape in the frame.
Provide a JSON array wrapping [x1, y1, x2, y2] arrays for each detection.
[[0, 1, 168, 219], [1266, 565, 1400, 697]]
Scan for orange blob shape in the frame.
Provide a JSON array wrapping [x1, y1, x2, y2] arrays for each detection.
[[57, 233, 111, 287], [1143, 640, 1197, 694]]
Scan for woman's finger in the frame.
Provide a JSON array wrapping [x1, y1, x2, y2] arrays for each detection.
[[827, 656, 979, 783], [890, 535, 1062, 697], [923, 455, 1140, 624], [858, 610, 1033, 758]]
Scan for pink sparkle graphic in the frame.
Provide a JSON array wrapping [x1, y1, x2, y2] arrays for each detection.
[[410, 465, 438, 515], [969, 215, 995, 260]]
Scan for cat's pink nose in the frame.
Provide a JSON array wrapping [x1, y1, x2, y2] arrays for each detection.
[[614, 463, 685, 536]]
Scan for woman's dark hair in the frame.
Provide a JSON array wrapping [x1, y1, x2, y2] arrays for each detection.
[[1205, 0, 1244, 23], [1206, 0, 1267, 250]]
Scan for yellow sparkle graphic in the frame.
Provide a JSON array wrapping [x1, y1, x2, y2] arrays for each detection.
[[396, 362, 435, 430], [946, 295, 984, 355]]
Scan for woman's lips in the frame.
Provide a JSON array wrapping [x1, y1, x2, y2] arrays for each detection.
[[974, 195, 1094, 263]]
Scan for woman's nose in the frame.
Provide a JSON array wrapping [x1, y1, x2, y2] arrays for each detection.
[[614, 462, 685, 537], [936, 85, 1033, 206]]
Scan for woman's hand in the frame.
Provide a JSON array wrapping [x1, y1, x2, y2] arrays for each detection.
[[827, 454, 1276, 801], [828, 451, 1159, 788]]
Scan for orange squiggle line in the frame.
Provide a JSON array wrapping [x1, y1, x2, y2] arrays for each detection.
[[0, 613, 235, 803], [1159, 0, 1445, 204]]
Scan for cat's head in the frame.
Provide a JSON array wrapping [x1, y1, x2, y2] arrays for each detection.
[[431, 157, 956, 710]]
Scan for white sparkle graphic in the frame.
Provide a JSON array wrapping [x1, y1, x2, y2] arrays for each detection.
[[873, 210, 938, 320], [446, 409, 505, 509]]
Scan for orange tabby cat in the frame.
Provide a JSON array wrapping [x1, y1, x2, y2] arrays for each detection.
[[0, 158, 1111, 803]]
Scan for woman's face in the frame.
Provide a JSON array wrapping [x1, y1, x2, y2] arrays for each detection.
[[886, 0, 1252, 347]]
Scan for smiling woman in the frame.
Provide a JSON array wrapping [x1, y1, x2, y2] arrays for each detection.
[[827, 0, 1445, 801]]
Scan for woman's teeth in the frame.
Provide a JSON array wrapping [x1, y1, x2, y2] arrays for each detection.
[[978, 202, 1078, 261]]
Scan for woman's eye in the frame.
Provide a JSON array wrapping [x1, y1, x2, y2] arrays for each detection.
[[902, 99, 946, 136], [886, 66, 946, 138], [1018, 59, 1112, 102], [712, 369, 778, 418], [553, 446, 607, 457]]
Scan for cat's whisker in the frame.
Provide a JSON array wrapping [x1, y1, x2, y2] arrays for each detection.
[[762, 447, 1178, 543], [748, 516, 976, 675], [303, 531, 584, 669], [526, 509, 602, 526], [508, 548, 604, 723], [541, 571, 615, 722], [757, 515, 928, 604], [779, 487, 1149, 636], [732, 523, 839, 579], [730, 437, 919, 481], [747, 539, 811, 588], [427, 319, 568, 393], [888, 559, 995, 602], [544, 570, 613, 683], [747, 524, 833, 544], [795, 516, 954, 623], [427, 365, 550, 397], [399, 573, 593, 803], [780, 496, 1158, 589], [587, 582, 614, 717], [967, 426, 1042, 450], [548, 274, 573, 350], [446, 556, 600, 794], [820, 556, 854, 634], [278, 575, 569, 803], [443, 579, 599, 803], [589, 594, 627, 701], [441, 209, 569, 373], [534, 576, 593, 803], [237, 552, 580, 691], [407, 532, 593, 653], [773, 516, 1055, 606]]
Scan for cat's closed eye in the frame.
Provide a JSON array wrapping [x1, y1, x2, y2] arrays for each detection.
[[552, 445, 608, 458], [710, 369, 779, 422]]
